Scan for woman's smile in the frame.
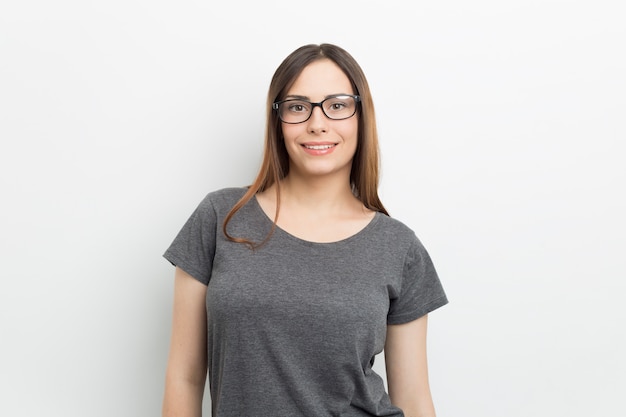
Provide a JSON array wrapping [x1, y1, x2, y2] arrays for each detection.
[[301, 142, 338, 155]]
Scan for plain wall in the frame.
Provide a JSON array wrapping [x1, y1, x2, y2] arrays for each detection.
[[1, 1, 624, 416]]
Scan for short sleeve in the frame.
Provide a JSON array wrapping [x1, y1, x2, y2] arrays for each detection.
[[387, 237, 448, 324], [163, 194, 217, 285]]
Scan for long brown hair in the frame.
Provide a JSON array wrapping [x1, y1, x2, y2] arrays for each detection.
[[223, 43, 388, 248]]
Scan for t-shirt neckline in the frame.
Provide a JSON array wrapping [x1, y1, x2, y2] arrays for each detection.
[[251, 194, 381, 247]]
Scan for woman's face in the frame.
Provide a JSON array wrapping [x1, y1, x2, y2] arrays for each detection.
[[280, 59, 358, 180]]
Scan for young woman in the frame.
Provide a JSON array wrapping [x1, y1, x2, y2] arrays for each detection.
[[162, 43, 448, 417]]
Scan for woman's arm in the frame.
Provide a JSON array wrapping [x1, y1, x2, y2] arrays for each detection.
[[162, 267, 208, 417], [384, 314, 436, 417]]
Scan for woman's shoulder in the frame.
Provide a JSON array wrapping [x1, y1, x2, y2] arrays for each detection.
[[372, 213, 428, 250], [376, 213, 416, 236], [196, 186, 249, 212], [208, 186, 248, 199]]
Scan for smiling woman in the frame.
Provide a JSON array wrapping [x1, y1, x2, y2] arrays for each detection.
[[162, 43, 448, 417]]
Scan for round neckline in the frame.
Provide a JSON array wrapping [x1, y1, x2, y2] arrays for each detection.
[[251, 195, 381, 246]]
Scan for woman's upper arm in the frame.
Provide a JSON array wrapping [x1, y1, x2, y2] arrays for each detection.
[[384, 314, 436, 417], [166, 267, 208, 384]]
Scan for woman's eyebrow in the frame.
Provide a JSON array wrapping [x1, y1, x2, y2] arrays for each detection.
[[283, 93, 350, 101], [284, 94, 310, 100]]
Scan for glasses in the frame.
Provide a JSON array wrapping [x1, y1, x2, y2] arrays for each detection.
[[273, 94, 361, 124]]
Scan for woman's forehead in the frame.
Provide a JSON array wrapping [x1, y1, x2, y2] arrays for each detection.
[[286, 59, 353, 99]]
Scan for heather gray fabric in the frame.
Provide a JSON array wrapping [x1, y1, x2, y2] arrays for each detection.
[[164, 187, 448, 417]]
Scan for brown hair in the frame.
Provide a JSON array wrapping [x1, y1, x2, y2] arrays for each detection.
[[223, 43, 388, 248]]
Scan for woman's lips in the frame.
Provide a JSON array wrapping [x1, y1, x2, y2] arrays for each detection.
[[301, 142, 338, 155]]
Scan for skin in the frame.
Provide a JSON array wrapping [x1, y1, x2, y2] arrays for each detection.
[[162, 59, 437, 417], [162, 268, 207, 417], [385, 316, 436, 417]]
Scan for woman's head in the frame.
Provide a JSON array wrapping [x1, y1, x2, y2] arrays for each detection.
[[224, 43, 387, 247], [259, 44, 384, 207]]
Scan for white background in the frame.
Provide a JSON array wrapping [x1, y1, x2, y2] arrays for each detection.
[[1, 1, 624, 416]]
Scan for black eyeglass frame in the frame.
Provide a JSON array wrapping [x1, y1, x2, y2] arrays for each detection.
[[272, 94, 361, 124]]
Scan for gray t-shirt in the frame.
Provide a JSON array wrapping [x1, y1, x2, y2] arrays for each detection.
[[164, 187, 448, 417]]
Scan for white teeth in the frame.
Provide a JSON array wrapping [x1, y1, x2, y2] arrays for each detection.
[[304, 144, 335, 150]]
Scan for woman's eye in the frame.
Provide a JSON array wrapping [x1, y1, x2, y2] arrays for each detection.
[[327, 101, 347, 111], [288, 103, 308, 113]]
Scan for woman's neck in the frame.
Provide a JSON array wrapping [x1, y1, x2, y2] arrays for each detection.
[[255, 173, 375, 243], [278, 173, 358, 214]]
